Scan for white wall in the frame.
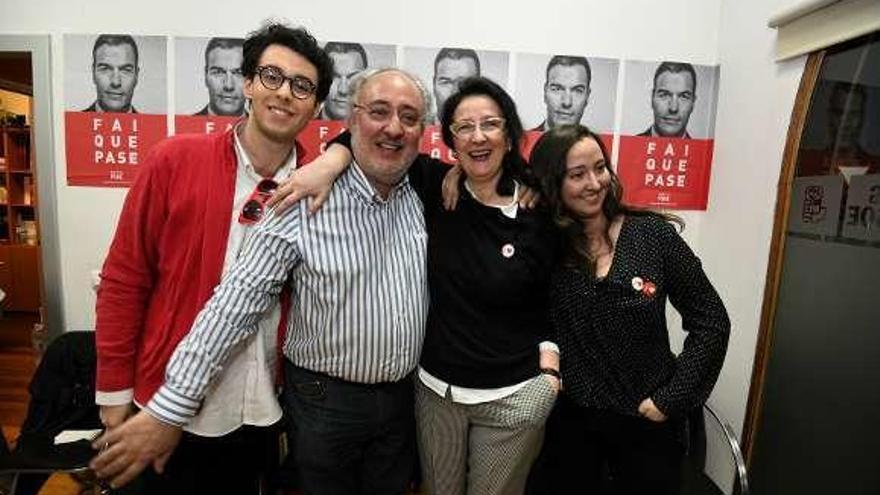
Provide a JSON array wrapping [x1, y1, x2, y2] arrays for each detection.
[[1, 0, 808, 477], [1, 0, 723, 332], [707, 0, 805, 437]]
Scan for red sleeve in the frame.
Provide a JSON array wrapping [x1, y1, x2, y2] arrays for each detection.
[[95, 143, 171, 393]]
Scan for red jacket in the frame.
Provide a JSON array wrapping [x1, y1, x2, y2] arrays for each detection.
[[95, 128, 308, 405]]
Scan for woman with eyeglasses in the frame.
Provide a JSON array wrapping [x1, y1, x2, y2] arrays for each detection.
[[281, 76, 560, 495], [525, 124, 730, 495], [409, 76, 560, 495]]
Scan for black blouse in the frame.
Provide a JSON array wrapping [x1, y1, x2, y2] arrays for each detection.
[[549, 214, 730, 417]]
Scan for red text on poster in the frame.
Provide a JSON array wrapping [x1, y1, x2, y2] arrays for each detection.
[[616, 135, 715, 210], [295, 120, 349, 164], [175, 115, 241, 136], [419, 126, 456, 164], [65, 112, 167, 187]]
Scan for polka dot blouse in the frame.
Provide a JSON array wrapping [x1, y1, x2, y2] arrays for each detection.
[[550, 214, 730, 417]]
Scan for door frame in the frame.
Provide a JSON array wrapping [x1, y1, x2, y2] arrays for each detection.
[[741, 52, 824, 464], [0, 35, 64, 336]]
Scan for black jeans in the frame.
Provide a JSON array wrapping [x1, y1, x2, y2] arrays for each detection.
[[142, 423, 280, 495], [283, 361, 416, 495], [527, 394, 684, 495]]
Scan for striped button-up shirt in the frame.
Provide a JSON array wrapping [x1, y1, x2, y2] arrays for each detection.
[[147, 161, 428, 426]]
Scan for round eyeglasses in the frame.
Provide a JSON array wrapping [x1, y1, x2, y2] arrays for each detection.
[[256, 65, 317, 100]]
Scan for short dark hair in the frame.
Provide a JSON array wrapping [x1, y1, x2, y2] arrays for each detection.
[[242, 22, 334, 102], [545, 55, 591, 87], [433, 47, 481, 76], [324, 41, 368, 68], [204, 37, 244, 67], [530, 124, 681, 274], [440, 77, 531, 195], [92, 34, 139, 67], [652, 61, 697, 94]]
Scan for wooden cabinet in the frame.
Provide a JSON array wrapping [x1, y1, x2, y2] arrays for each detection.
[[0, 244, 40, 311], [0, 126, 41, 312]]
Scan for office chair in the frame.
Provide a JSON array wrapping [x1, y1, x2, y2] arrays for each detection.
[[0, 331, 107, 495]]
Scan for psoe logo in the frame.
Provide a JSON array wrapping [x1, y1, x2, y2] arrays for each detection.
[[802, 185, 826, 224]]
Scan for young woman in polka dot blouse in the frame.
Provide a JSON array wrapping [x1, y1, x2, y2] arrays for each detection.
[[528, 124, 730, 495]]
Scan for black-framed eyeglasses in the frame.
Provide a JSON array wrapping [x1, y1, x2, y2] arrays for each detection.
[[449, 117, 507, 139], [238, 179, 279, 225], [352, 102, 424, 130], [256, 65, 317, 100]]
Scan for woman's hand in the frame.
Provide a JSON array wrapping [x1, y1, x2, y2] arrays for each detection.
[[638, 397, 668, 422], [267, 143, 352, 215]]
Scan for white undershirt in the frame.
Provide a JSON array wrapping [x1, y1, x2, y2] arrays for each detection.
[[181, 128, 295, 436], [95, 128, 296, 436]]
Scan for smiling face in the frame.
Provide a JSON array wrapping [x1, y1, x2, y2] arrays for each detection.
[[561, 136, 611, 220], [92, 43, 139, 112], [651, 71, 696, 137], [205, 46, 245, 116], [243, 44, 319, 144], [324, 50, 366, 120], [349, 71, 425, 195], [544, 64, 590, 128], [450, 95, 508, 185]]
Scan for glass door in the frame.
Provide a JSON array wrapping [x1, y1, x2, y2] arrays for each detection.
[[748, 32, 880, 494]]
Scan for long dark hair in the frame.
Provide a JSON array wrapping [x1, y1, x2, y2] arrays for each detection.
[[530, 124, 682, 273], [439, 77, 533, 194]]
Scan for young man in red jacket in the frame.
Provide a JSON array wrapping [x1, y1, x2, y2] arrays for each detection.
[[93, 22, 333, 494]]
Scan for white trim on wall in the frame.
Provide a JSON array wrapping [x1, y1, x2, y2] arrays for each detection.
[[769, 0, 880, 60]]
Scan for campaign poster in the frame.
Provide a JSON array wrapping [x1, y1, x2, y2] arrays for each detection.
[[289, 42, 398, 159], [403, 46, 509, 164], [175, 36, 245, 136], [64, 34, 167, 187], [617, 61, 720, 209], [515, 53, 618, 159], [841, 174, 880, 242]]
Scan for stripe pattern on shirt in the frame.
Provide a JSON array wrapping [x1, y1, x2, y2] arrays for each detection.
[[147, 161, 428, 426]]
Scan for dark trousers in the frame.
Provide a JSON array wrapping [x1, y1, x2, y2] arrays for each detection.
[[283, 361, 416, 495], [142, 423, 280, 495], [527, 394, 684, 495]]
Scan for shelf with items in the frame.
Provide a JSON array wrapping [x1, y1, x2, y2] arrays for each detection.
[[1, 127, 31, 171], [0, 126, 39, 247]]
